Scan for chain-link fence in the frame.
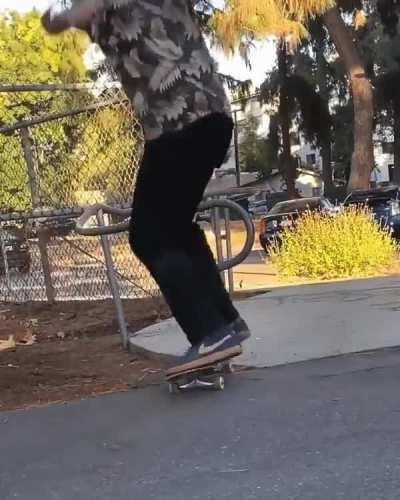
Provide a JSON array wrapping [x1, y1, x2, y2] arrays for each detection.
[[0, 83, 159, 303], [0, 83, 269, 304], [0, 82, 144, 211], [0, 220, 159, 302]]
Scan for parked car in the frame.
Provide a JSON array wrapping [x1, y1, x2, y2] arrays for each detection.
[[259, 197, 336, 252], [45, 216, 76, 237], [249, 191, 300, 218], [249, 199, 268, 217], [0, 226, 31, 275], [343, 186, 400, 239], [26, 216, 76, 239]]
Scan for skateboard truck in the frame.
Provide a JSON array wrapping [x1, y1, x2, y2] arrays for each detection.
[[167, 360, 234, 394], [169, 376, 225, 394]]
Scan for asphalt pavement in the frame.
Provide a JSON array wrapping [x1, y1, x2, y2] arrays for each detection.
[[2, 347, 400, 500]]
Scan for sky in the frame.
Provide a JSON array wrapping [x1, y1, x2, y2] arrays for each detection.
[[0, 0, 276, 87]]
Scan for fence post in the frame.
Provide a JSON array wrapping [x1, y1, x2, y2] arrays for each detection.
[[233, 110, 241, 187], [0, 230, 11, 291], [211, 199, 227, 287], [20, 127, 56, 303], [224, 208, 235, 295], [96, 209, 129, 349]]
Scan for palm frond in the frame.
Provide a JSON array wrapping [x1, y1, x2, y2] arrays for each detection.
[[211, 0, 334, 53]]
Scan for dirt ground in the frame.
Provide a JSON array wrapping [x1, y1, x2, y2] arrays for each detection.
[[0, 299, 171, 412], [2, 219, 398, 412], [0, 219, 261, 412], [0, 291, 258, 412]]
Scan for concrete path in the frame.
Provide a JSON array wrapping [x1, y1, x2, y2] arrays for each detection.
[[130, 277, 400, 367], [2, 348, 400, 500]]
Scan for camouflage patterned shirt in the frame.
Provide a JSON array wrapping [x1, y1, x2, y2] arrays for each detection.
[[89, 0, 230, 140]]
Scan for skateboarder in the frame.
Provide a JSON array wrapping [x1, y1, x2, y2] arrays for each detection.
[[42, 0, 250, 369]]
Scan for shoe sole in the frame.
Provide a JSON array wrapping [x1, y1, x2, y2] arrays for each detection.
[[166, 345, 242, 377]]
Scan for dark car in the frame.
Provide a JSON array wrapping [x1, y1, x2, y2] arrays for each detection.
[[259, 197, 336, 252], [343, 186, 400, 239], [44, 216, 76, 237], [0, 226, 31, 275], [26, 216, 76, 239]]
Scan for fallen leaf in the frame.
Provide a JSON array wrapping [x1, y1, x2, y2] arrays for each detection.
[[0, 335, 16, 351], [17, 332, 37, 346], [56, 331, 66, 340], [141, 368, 162, 374], [59, 312, 76, 321], [0, 309, 10, 321]]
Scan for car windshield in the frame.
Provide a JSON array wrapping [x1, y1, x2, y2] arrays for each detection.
[[346, 197, 389, 208], [345, 189, 399, 206]]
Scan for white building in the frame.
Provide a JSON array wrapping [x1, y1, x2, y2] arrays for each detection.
[[217, 96, 324, 188], [251, 168, 323, 198], [372, 140, 396, 185]]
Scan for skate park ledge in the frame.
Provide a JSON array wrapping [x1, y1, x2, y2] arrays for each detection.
[[129, 277, 400, 368]]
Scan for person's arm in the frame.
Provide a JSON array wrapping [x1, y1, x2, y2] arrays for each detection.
[[41, 0, 99, 34]]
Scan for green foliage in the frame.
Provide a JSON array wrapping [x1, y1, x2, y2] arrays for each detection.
[[212, 0, 333, 52], [68, 105, 140, 205], [239, 115, 272, 178], [0, 134, 30, 211], [286, 74, 331, 147], [0, 10, 91, 212], [269, 207, 398, 279], [258, 44, 331, 190], [331, 101, 353, 182], [33, 112, 88, 207], [0, 10, 89, 124]]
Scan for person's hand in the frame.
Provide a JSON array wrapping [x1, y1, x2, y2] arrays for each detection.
[[42, 0, 98, 33], [41, 8, 71, 34]]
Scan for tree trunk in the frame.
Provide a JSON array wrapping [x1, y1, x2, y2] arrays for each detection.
[[313, 22, 334, 195], [323, 7, 374, 192], [394, 99, 400, 185], [278, 40, 296, 198]]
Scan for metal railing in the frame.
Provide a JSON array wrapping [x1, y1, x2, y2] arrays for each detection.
[[76, 198, 255, 348], [76, 199, 254, 270]]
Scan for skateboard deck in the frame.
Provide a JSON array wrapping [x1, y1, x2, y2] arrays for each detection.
[[166, 345, 242, 393]]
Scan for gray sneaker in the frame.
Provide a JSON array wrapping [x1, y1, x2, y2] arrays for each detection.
[[200, 327, 241, 355], [172, 329, 240, 372], [202, 318, 251, 348], [231, 317, 251, 342]]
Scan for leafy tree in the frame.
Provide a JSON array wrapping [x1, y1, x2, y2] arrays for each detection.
[[0, 10, 89, 124], [305, 20, 335, 193], [323, 5, 374, 191], [259, 40, 331, 196], [0, 10, 90, 212], [370, 0, 400, 185], [211, 0, 374, 192], [239, 114, 272, 178], [68, 105, 141, 206]]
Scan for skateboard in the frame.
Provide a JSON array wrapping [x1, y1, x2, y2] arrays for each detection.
[[165, 346, 242, 394]]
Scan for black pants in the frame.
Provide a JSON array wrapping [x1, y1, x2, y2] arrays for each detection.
[[129, 112, 239, 345]]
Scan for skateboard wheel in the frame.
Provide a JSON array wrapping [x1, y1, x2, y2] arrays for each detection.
[[214, 376, 225, 391], [223, 363, 234, 374], [168, 383, 180, 394]]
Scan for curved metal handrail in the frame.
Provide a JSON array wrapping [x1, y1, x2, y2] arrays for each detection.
[[197, 199, 255, 271], [75, 199, 255, 270]]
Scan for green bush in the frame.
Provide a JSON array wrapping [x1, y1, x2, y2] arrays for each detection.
[[269, 206, 398, 280]]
